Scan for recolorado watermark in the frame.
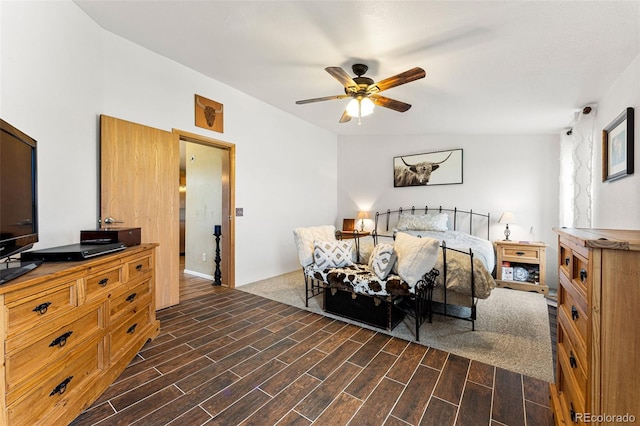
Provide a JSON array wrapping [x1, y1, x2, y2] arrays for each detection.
[[575, 413, 636, 423]]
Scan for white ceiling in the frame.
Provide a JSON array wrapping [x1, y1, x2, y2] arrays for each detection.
[[74, 1, 640, 136]]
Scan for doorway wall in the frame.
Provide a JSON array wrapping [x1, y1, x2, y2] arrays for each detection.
[[181, 142, 223, 278], [174, 129, 235, 288]]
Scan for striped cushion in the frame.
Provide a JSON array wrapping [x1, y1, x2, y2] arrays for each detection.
[[313, 240, 354, 268]]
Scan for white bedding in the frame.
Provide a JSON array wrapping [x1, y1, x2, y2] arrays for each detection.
[[396, 230, 495, 273], [360, 229, 496, 299]]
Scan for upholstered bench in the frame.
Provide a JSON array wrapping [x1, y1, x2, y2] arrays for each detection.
[[293, 225, 440, 341]]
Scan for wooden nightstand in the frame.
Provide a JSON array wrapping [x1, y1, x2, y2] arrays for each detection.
[[336, 230, 370, 240], [495, 240, 548, 295]]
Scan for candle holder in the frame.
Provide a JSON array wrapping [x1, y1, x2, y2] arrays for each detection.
[[213, 225, 222, 286]]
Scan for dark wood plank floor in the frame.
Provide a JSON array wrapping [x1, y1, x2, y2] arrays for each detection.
[[71, 268, 554, 425]]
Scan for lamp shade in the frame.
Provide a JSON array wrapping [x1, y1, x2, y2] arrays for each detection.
[[499, 211, 517, 224], [357, 211, 371, 220], [346, 97, 375, 118]]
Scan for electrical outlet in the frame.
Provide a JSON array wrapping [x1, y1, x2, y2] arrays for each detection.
[[202, 253, 207, 262]]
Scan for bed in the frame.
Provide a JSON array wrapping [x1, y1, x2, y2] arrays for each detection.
[[363, 206, 497, 329]]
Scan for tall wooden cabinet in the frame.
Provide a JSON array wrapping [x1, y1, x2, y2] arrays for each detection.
[[550, 228, 640, 425], [0, 244, 159, 425]]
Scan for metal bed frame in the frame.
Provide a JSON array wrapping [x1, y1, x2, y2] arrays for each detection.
[[373, 206, 491, 330]]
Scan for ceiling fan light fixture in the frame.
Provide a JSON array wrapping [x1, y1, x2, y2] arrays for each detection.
[[346, 97, 375, 118]]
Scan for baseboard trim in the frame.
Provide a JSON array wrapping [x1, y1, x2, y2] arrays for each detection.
[[183, 269, 213, 280]]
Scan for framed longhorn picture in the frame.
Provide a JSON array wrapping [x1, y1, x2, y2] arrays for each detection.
[[195, 94, 224, 133], [394, 148, 463, 187]]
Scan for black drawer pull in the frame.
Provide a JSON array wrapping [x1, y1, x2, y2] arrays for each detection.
[[579, 269, 587, 282], [571, 305, 579, 321], [98, 278, 109, 287], [515, 251, 525, 256], [136, 264, 143, 271], [49, 331, 73, 348], [569, 351, 578, 369], [565, 257, 570, 266], [126, 292, 137, 302], [33, 302, 52, 315], [50, 376, 73, 396], [570, 403, 577, 423], [127, 323, 138, 334]]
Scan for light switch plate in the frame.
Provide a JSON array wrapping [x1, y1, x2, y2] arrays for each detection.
[[236, 208, 244, 217]]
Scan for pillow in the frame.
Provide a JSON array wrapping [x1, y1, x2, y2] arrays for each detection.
[[395, 213, 448, 232], [393, 232, 440, 286], [293, 225, 337, 267], [313, 240, 354, 269], [368, 243, 397, 280]]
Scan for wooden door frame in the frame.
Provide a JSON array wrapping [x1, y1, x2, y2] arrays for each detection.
[[173, 129, 235, 288]]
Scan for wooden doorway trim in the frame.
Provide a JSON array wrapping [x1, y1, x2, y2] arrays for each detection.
[[173, 129, 235, 288]]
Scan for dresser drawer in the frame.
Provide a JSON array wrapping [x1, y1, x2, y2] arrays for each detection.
[[6, 338, 102, 424], [559, 243, 573, 280], [500, 245, 541, 263], [109, 280, 152, 322], [557, 322, 587, 402], [570, 252, 590, 296], [558, 276, 588, 343], [110, 305, 151, 360], [558, 365, 586, 426], [85, 267, 122, 300], [126, 254, 152, 283], [5, 280, 76, 338], [558, 303, 587, 373], [5, 308, 102, 393]]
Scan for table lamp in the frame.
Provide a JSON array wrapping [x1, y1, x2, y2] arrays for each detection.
[[356, 211, 371, 232], [499, 212, 517, 241]]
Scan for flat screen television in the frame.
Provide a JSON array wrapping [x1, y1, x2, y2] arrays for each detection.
[[0, 118, 41, 284]]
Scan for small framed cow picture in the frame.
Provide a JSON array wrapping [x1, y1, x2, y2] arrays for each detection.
[[393, 148, 463, 187], [195, 94, 224, 133]]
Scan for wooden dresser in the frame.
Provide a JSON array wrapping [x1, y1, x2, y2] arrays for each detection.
[[550, 228, 640, 425], [0, 244, 160, 425]]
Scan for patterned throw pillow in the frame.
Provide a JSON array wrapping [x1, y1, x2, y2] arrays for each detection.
[[393, 232, 440, 286], [368, 243, 397, 280], [395, 213, 449, 231], [313, 240, 354, 269]]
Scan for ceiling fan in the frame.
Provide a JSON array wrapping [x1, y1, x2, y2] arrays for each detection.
[[295, 63, 426, 124]]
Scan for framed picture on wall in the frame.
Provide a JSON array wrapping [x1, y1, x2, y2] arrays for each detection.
[[393, 148, 463, 187], [602, 107, 634, 182], [195, 94, 224, 133]]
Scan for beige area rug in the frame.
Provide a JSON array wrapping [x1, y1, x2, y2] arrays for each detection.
[[239, 270, 554, 383]]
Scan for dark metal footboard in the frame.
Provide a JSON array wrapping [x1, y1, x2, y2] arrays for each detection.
[[392, 268, 439, 341], [428, 242, 477, 330]]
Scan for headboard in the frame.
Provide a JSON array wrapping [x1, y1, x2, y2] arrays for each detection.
[[373, 206, 491, 240]]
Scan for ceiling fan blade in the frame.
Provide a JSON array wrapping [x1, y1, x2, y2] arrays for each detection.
[[370, 95, 412, 112], [339, 110, 352, 123], [367, 67, 426, 94], [295, 94, 350, 104], [325, 67, 358, 93]]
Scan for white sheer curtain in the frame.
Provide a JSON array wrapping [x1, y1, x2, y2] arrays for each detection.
[[559, 105, 597, 228]]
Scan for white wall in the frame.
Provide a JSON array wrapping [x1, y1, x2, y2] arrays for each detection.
[[592, 53, 640, 229], [0, 1, 103, 246], [1, 1, 338, 286], [184, 143, 222, 279], [337, 134, 560, 288]]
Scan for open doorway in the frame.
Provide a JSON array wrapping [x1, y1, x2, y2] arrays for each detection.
[[175, 129, 235, 289]]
